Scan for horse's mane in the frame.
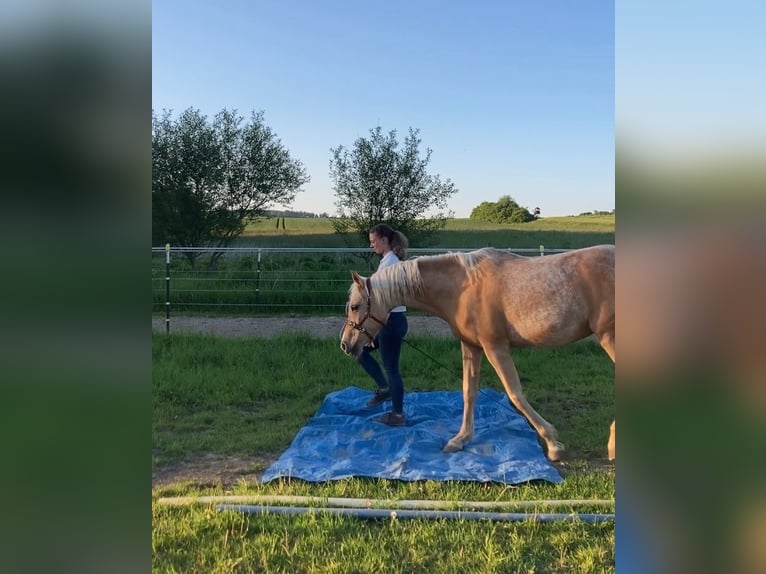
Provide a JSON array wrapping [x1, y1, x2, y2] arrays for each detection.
[[368, 259, 423, 309], [369, 249, 495, 308], [452, 249, 494, 282]]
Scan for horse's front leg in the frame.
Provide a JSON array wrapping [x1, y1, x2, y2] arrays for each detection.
[[444, 341, 482, 452]]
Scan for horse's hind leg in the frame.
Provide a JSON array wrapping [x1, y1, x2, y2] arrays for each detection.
[[444, 341, 482, 452], [483, 345, 564, 462], [598, 329, 615, 362], [599, 329, 616, 461]]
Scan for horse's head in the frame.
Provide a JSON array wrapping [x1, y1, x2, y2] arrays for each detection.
[[339, 271, 388, 357]]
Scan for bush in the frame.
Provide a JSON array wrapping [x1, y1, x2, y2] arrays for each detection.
[[469, 195, 534, 223]]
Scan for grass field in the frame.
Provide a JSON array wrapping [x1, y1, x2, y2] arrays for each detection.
[[235, 214, 615, 249], [243, 214, 615, 235], [152, 334, 615, 573]]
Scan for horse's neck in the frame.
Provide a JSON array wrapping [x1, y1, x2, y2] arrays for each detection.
[[380, 256, 463, 318], [415, 257, 467, 316]]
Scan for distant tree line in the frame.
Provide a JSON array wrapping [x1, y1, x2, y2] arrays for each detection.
[[263, 210, 327, 218], [577, 209, 614, 216]]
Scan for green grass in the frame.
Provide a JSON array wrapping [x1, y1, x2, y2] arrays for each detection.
[[152, 335, 614, 463], [152, 502, 614, 573], [235, 215, 614, 248], [243, 214, 615, 235], [153, 334, 614, 573]]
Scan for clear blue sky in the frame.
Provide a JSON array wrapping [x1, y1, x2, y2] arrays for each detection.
[[153, 0, 614, 218]]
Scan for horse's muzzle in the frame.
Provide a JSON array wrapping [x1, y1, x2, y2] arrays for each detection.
[[339, 324, 355, 356]]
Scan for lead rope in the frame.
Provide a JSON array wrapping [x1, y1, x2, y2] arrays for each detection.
[[401, 337, 457, 375]]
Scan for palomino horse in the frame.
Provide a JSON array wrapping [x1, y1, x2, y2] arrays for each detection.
[[339, 245, 615, 461]]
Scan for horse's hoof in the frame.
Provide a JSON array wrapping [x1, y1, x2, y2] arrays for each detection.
[[547, 442, 565, 462], [443, 441, 462, 453]]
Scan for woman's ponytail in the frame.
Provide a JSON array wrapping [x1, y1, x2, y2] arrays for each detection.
[[370, 223, 409, 260], [391, 230, 409, 260]]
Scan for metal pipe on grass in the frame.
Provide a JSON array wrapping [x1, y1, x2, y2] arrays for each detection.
[[157, 494, 614, 510], [216, 504, 615, 523]]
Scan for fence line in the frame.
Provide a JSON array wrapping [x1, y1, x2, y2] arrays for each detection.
[[151, 246, 570, 255], [151, 246, 571, 324]]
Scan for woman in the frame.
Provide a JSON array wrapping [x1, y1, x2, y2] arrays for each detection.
[[357, 223, 409, 426]]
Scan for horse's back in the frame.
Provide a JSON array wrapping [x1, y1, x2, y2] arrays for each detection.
[[469, 246, 614, 346], [481, 245, 613, 289]]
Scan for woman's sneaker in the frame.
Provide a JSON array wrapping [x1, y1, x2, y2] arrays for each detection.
[[366, 389, 391, 406], [377, 411, 406, 426]]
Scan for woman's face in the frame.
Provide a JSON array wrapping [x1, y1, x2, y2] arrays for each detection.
[[369, 232, 390, 256]]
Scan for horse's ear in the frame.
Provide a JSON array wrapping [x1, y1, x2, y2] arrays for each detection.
[[351, 271, 366, 292]]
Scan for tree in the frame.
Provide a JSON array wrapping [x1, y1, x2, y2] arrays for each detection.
[[470, 195, 534, 224], [329, 126, 457, 252], [152, 108, 309, 265]]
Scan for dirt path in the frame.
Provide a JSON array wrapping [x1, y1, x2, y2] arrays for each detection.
[[152, 453, 277, 488], [152, 452, 612, 489]]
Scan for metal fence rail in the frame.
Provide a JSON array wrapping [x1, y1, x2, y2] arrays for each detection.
[[151, 246, 571, 321]]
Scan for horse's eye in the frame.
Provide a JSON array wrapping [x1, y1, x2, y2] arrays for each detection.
[[350, 305, 359, 312]]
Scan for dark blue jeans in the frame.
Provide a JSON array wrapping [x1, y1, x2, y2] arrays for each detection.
[[356, 312, 408, 414]]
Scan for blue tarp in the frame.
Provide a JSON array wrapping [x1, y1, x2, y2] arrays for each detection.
[[261, 386, 562, 485]]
